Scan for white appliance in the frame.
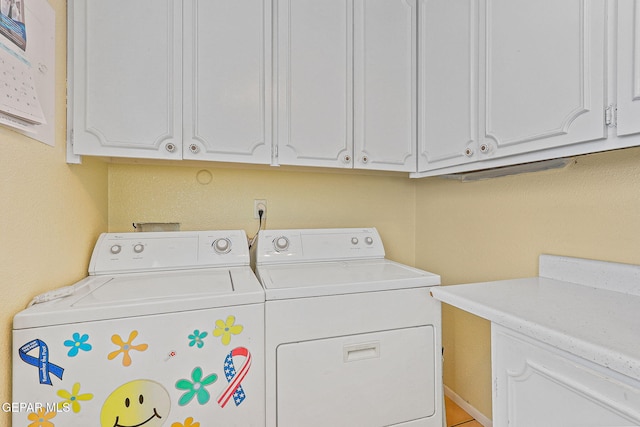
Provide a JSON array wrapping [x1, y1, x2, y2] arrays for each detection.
[[255, 228, 443, 427], [12, 230, 265, 427]]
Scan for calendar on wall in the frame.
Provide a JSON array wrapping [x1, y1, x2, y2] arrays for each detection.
[[0, 43, 46, 126], [0, 0, 54, 146]]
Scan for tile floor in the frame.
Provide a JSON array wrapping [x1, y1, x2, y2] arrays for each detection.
[[445, 396, 483, 427]]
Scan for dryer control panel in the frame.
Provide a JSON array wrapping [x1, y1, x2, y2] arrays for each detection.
[[89, 230, 250, 275], [256, 228, 385, 264]]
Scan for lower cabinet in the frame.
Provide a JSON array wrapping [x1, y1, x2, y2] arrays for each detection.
[[492, 325, 640, 426]]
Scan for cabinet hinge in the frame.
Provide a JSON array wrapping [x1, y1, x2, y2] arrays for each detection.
[[605, 104, 617, 128]]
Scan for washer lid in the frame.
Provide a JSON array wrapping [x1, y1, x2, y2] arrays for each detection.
[[13, 267, 264, 329], [257, 259, 440, 300]]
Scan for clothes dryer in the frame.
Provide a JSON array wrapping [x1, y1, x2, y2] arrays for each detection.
[[13, 230, 265, 426], [255, 228, 442, 427]]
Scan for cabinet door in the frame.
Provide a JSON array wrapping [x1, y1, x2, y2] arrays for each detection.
[[353, 0, 417, 172], [482, 0, 607, 159], [183, 0, 272, 164], [70, 0, 183, 159], [418, 0, 479, 172], [617, 0, 640, 136], [492, 326, 640, 427], [276, 0, 354, 168]]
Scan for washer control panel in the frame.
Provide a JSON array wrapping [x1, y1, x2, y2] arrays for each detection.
[[89, 230, 250, 275], [256, 228, 385, 264]]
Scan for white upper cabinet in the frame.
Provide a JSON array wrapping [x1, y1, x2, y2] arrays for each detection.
[[70, 0, 183, 159], [70, 0, 272, 164], [182, 0, 272, 163], [353, 0, 417, 172], [70, 1, 636, 174], [276, 0, 417, 171], [482, 0, 606, 158], [417, 0, 608, 176], [275, 0, 353, 168], [617, 0, 640, 137], [418, 0, 479, 171]]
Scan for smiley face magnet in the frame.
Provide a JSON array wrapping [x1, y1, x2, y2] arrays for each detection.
[[100, 379, 171, 427]]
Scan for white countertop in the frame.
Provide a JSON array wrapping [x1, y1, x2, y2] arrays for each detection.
[[430, 255, 640, 383]]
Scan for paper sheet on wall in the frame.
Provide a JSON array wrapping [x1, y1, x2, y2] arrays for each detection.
[[0, 41, 46, 125], [0, 109, 36, 132], [0, 0, 54, 145]]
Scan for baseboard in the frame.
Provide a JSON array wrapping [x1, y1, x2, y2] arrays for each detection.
[[444, 385, 493, 427]]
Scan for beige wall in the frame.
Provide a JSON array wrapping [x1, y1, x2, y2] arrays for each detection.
[[0, 1, 109, 425], [108, 164, 417, 266], [415, 146, 640, 418]]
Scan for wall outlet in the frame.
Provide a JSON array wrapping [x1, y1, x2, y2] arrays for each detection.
[[254, 199, 267, 219]]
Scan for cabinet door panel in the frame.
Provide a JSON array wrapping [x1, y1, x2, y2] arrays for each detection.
[[183, 0, 272, 164], [276, 0, 353, 167], [354, 0, 417, 172], [483, 0, 606, 157], [493, 326, 640, 427], [418, 0, 479, 172], [71, 0, 182, 159], [617, 0, 640, 136]]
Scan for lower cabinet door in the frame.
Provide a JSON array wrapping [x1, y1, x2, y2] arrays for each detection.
[[276, 326, 436, 426], [492, 325, 640, 427]]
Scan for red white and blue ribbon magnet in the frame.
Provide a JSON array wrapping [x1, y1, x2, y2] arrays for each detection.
[[217, 347, 251, 408], [19, 339, 64, 385]]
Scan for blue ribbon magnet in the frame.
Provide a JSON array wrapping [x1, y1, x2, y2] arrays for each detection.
[[19, 339, 64, 385]]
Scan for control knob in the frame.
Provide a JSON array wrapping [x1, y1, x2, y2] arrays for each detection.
[[133, 244, 145, 253], [213, 238, 232, 254], [110, 244, 122, 255], [365, 237, 374, 245], [273, 236, 290, 252]]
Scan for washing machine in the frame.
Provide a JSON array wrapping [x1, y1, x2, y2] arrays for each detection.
[[255, 228, 442, 427], [12, 230, 265, 426]]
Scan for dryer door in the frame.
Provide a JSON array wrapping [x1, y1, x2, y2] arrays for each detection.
[[276, 326, 437, 426]]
